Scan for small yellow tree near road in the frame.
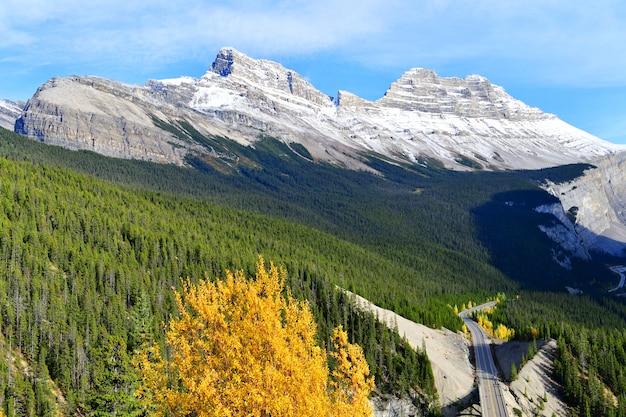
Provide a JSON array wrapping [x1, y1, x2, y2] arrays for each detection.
[[134, 257, 374, 417]]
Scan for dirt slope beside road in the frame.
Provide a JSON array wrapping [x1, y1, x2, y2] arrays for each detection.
[[498, 339, 569, 417], [350, 293, 475, 414]]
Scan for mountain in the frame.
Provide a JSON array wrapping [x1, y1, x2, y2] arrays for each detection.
[[0, 99, 24, 131], [14, 47, 621, 171]]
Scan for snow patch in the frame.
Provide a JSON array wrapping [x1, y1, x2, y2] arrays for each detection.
[[153, 76, 197, 87], [566, 286, 583, 295], [0, 99, 24, 131]]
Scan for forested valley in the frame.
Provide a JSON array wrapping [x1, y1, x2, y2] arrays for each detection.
[[0, 126, 625, 416]]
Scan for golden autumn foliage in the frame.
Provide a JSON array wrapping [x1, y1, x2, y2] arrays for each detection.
[[493, 323, 515, 341], [134, 257, 374, 417], [328, 326, 375, 416], [476, 312, 515, 341]]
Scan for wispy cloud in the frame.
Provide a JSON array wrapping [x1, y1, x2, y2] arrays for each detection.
[[0, 0, 386, 71], [350, 0, 626, 86], [1, 0, 626, 87]]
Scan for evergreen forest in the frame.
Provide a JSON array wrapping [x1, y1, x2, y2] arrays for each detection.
[[0, 126, 625, 416]]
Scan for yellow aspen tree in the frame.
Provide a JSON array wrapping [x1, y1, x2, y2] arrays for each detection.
[[484, 317, 494, 334], [134, 256, 374, 417], [494, 323, 509, 340], [329, 326, 375, 417]]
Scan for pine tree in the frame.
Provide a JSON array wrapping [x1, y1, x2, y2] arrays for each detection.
[[87, 336, 139, 416], [129, 291, 153, 351], [510, 362, 518, 382]]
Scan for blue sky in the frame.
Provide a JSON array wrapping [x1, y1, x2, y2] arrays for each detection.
[[1, 0, 626, 143]]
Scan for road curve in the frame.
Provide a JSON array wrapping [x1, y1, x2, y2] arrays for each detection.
[[609, 265, 626, 292], [459, 302, 509, 417]]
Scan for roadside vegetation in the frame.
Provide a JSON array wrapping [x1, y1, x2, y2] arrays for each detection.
[[491, 294, 626, 416]]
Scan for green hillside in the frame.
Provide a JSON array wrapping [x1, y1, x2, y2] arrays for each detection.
[[1, 126, 625, 416], [0, 129, 441, 415]]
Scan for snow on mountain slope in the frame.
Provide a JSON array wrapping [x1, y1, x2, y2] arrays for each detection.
[[14, 47, 623, 171], [169, 47, 622, 170], [0, 99, 24, 131]]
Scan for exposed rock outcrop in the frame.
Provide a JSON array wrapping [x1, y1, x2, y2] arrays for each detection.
[[14, 47, 622, 171], [14, 76, 248, 165], [15, 77, 190, 164], [540, 152, 626, 257], [372, 396, 424, 417], [505, 340, 569, 417]]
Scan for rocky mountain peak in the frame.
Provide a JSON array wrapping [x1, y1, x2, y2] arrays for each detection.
[[377, 68, 545, 120], [202, 47, 332, 107], [210, 47, 237, 77]]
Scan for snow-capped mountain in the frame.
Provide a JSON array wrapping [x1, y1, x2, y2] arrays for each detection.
[[0, 99, 25, 131], [14, 47, 622, 171]]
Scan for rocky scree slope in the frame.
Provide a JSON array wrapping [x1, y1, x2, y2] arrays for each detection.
[[14, 47, 621, 171]]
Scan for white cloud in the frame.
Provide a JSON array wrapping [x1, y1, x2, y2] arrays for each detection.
[[1, 0, 626, 87], [0, 0, 385, 67]]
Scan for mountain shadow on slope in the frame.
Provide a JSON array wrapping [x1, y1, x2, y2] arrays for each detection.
[[2, 125, 618, 295], [472, 188, 617, 291]]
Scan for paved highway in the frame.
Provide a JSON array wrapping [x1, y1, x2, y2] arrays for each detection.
[[609, 265, 626, 292], [459, 302, 509, 417]]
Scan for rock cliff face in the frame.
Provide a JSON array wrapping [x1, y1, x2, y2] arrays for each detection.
[[0, 99, 24, 131], [378, 69, 543, 120], [540, 152, 626, 257], [14, 47, 622, 171], [372, 396, 423, 417], [15, 77, 212, 165]]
